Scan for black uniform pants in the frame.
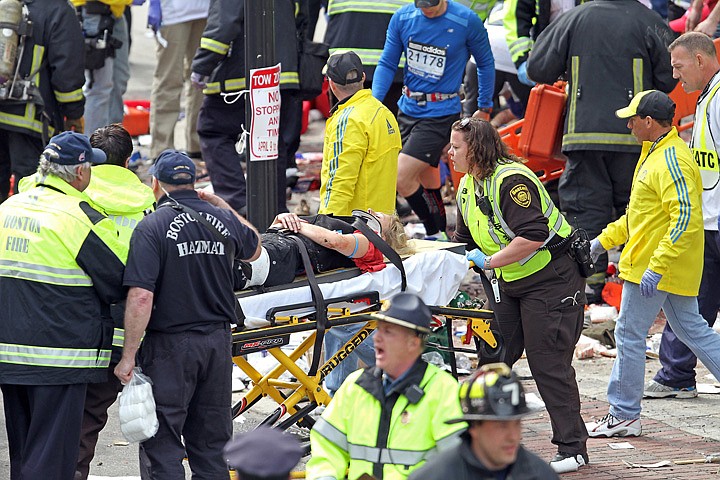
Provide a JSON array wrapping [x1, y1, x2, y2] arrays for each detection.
[[138, 325, 232, 480], [75, 364, 123, 480], [0, 130, 44, 201], [198, 94, 247, 212], [1, 383, 87, 480], [480, 254, 588, 456]]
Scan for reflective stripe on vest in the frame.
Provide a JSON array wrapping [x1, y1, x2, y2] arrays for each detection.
[[54, 88, 84, 103], [314, 416, 439, 466], [0, 343, 111, 368], [313, 418, 350, 450], [0, 45, 48, 135], [281, 71, 299, 86], [200, 37, 230, 55], [508, 37, 533, 60], [691, 76, 720, 190], [0, 259, 93, 286], [348, 443, 432, 466], [633, 58, 643, 96], [203, 77, 247, 95], [329, 48, 405, 69], [113, 328, 124, 348], [327, 0, 409, 15], [562, 132, 638, 147]]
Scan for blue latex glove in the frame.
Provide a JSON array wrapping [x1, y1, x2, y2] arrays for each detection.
[[517, 62, 536, 87], [590, 238, 605, 263], [148, 0, 162, 32], [467, 249, 490, 269], [640, 269, 662, 297]]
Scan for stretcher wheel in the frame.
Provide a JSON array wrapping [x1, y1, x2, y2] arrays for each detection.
[[480, 330, 503, 359]]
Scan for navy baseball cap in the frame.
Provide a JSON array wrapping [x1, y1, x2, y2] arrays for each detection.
[[150, 150, 196, 185], [41, 131, 106, 165], [224, 427, 303, 475]]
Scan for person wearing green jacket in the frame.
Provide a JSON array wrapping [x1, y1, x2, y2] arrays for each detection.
[[307, 293, 466, 480], [75, 123, 155, 480]]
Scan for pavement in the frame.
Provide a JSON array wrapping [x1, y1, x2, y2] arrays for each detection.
[[1, 4, 720, 479]]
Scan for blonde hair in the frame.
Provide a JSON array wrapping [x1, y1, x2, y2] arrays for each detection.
[[383, 214, 415, 256]]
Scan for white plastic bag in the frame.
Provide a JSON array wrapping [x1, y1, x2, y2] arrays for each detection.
[[118, 367, 159, 443]]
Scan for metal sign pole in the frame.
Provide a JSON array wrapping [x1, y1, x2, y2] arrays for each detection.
[[245, 0, 277, 230]]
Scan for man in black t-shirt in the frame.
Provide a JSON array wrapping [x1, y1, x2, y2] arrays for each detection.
[[114, 150, 261, 479]]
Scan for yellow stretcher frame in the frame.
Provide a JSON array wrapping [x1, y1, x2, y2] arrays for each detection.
[[230, 305, 499, 430]]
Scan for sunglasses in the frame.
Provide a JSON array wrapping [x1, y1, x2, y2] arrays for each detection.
[[457, 117, 472, 130]]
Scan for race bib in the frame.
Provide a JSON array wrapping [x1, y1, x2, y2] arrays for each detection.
[[692, 147, 720, 190], [406, 40, 446, 81]]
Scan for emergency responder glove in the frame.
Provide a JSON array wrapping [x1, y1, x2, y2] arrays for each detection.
[[590, 238, 605, 263], [191, 72, 208, 90], [466, 249, 491, 269], [148, 0, 161, 32], [640, 269, 662, 298], [64, 117, 85, 134], [517, 62, 536, 87]]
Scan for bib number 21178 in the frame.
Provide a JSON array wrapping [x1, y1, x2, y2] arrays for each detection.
[[407, 40, 447, 81]]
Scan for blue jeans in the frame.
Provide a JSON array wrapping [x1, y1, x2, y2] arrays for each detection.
[[84, 15, 129, 135], [608, 281, 720, 420], [109, 15, 129, 124], [654, 230, 720, 388], [323, 324, 376, 394]]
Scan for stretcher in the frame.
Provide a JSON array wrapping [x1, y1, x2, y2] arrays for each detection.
[[230, 241, 501, 432]]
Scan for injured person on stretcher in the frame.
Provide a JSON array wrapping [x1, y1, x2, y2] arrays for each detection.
[[233, 210, 414, 290]]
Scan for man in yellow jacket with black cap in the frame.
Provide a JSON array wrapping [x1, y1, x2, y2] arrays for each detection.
[[586, 90, 720, 438]]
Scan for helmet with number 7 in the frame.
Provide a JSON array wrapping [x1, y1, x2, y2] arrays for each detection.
[[446, 363, 533, 423]]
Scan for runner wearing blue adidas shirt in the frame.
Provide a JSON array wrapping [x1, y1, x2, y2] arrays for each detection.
[[373, 0, 495, 240]]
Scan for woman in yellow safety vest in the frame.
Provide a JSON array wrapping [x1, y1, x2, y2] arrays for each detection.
[[450, 117, 589, 474]]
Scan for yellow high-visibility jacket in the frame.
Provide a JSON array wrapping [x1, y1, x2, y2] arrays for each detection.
[[599, 127, 704, 296], [319, 89, 401, 216], [307, 360, 466, 480]]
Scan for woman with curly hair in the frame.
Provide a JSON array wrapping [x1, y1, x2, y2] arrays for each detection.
[[450, 117, 589, 474]]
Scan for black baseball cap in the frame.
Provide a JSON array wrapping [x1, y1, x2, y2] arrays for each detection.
[[324, 51, 364, 85], [41, 131, 106, 165], [615, 90, 676, 122], [150, 150, 196, 185]]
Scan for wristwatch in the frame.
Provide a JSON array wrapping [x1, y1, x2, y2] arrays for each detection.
[[478, 107, 493, 115]]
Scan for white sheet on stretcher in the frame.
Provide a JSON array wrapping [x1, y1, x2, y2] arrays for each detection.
[[240, 250, 469, 329]]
